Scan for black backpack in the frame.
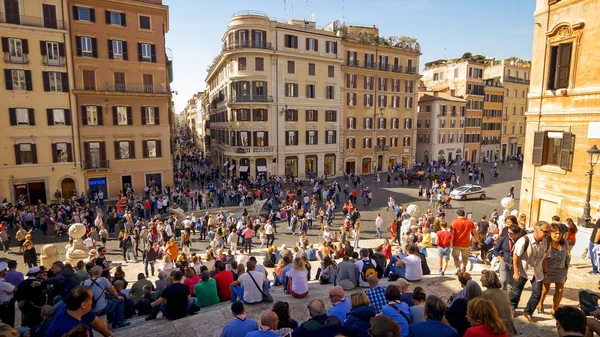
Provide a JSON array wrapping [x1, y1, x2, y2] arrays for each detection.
[[360, 258, 377, 282]]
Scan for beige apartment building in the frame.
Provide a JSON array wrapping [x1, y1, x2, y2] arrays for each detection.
[[520, 0, 600, 226], [340, 27, 420, 174], [485, 58, 530, 158], [69, 0, 173, 198], [481, 79, 503, 161], [0, 0, 84, 204], [206, 11, 341, 179], [416, 92, 467, 164], [422, 58, 485, 163]]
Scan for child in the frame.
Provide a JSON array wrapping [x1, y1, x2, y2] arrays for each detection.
[[417, 228, 431, 256]]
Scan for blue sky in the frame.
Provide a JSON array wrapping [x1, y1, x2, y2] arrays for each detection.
[[165, 0, 535, 112]]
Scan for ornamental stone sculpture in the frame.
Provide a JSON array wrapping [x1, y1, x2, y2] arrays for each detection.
[[66, 223, 88, 264], [40, 244, 60, 269]]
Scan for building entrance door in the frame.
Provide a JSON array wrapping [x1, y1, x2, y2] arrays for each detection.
[[377, 155, 383, 171], [61, 178, 75, 200], [122, 175, 132, 192], [345, 161, 356, 175]]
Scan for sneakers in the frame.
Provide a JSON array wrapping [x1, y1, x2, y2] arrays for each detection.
[[145, 315, 156, 321], [112, 322, 131, 329], [441, 271, 445, 276]]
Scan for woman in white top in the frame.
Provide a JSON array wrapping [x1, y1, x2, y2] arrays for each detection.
[[159, 255, 174, 275], [286, 257, 309, 298]]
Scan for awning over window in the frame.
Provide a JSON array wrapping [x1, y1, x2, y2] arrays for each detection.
[[257, 166, 267, 172], [239, 166, 249, 172], [229, 165, 236, 171]]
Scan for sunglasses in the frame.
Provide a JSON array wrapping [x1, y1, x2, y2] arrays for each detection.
[[367, 328, 373, 337]]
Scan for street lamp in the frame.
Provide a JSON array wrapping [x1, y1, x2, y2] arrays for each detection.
[[580, 145, 600, 227]]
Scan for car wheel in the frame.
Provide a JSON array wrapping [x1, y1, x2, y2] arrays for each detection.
[[480, 194, 486, 200], [461, 195, 466, 201]]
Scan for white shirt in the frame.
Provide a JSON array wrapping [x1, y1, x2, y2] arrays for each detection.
[[236, 254, 248, 265], [514, 233, 550, 280], [286, 268, 309, 294], [182, 219, 192, 229], [0, 279, 15, 303], [402, 255, 423, 281], [375, 216, 383, 228], [265, 224, 274, 235], [239, 271, 266, 303]]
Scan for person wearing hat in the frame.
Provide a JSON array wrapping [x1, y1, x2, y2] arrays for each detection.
[[0, 261, 17, 327], [15, 266, 48, 327], [4, 260, 23, 288]]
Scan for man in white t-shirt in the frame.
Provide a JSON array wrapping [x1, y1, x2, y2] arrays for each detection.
[[395, 244, 423, 282], [182, 216, 192, 234], [230, 260, 266, 304], [375, 214, 383, 238], [265, 221, 275, 246]]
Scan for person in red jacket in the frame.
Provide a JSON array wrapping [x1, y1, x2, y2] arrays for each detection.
[[213, 261, 233, 301]]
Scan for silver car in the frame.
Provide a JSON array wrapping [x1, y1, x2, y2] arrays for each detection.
[[450, 185, 486, 200]]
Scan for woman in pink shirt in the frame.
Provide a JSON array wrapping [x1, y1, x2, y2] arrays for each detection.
[[183, 267, 201, 294]]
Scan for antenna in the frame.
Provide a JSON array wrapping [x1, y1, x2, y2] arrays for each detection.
[[284, 0, 287, 21], [342, 0, 345, 25], [306, 0, 309, 20], [291, 0, 294, 20]]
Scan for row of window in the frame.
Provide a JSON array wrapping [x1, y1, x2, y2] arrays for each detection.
[[284, 83, 336, 99], [485, 94, 504, 103], [1, 37, 66, 66], [483, 109, 503, 117], [80, 106, 159, 126], [346, 117, 412, 130], [8, 108, 71, 126], [73, 6, 152, 30], [13, 142, 72, 165], [421, 104, 466, 116], [75, 37, 156, 63], [4, 69, 68, 92], [505, 88, 527, 99], [346, 75, 414, 93], [346, 51, 415, 72], [284, 34, 338, 55], [481, 137, 501, 145], [345, 136, 410, 149], [503, 125, 524, 136], [482, 123, 502, 131], [347, 93, 414, 108]]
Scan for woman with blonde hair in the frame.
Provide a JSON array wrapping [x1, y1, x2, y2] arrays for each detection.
[[159, 255, 173, 274], [353, 219, 361, 250], [465, 298, 508, 337], [481, 270, 517, 336], [180, 230, 191, 255], [286, 257, 309, 298], [204, 251, 216, 271], [343, 292, 375, 337]]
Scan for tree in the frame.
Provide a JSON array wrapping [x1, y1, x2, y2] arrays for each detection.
[[390, 36, 418, 48], [461, 52, 473, 59]]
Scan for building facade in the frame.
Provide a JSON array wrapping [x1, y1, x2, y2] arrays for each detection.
[[206, 12, 341, 179], [482, 79, 503, 162], [416, 92, 467, 164], [485, 58, 530, 158], [69, 0, 172, 198], [422, 59, 485, 163], [340, 27, 420, 174], [0, 0, 84, 204], [521, 0, 600, 224]]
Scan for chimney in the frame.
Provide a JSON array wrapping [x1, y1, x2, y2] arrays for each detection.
[[433, 91, 439, 97]]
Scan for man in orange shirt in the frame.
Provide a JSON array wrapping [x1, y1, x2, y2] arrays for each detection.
[[450, 209, 477, 274]]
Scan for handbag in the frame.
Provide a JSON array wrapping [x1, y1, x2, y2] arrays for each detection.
[[248, 271, 274, 303]]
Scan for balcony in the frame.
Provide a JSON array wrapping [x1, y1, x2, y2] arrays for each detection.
[[0, 13, 65, 30], [42, 55, 66, 66], [375, 144, 389, 152], [3, 53, 28, 64], [222, 40, 273, 51], [224, 146, 274, 155], [364, 62, 377, 69], [76, 82, 169, 94], [391, 65, 403, 73], [228, 95, 273, 103], [347, 59, 360, 67], [405, 66, 417, 74], [379, 63, 389, 71], [83, 160, 109, 170], [504, 76, 530, 85]]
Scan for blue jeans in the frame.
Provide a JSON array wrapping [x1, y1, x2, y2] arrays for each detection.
[[384, 254, 407, 277], [145, 260, 155, 276], [509, 277, 542, 316], [97, 299, 125, 325], [591, 242, 598, 273]]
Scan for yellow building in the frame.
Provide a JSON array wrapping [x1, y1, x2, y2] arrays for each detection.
[[340, 27, 421, 174], [206, 12, 341, 179], [482, 79, 503, 161], [0, 0, 84, 203], [520, 0, 600, 224], [484, 58, 530, 158]]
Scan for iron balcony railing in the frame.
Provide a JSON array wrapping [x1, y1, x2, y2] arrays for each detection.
[[405, 66, 417, 74], [391, 65, 403, 73], [83, 160, 109, 170], [364, 62, 377, 69], [347, 59, 360, 67], [228, 95, 273, 103], [102, 82, 169, 94], [0, 12, 65, 30], [3, 53, 28, 64], [222, 40, 273, 51], [379, 63, 389, 71], [42, 55, 66, 66], [505, 76, 530, 85]]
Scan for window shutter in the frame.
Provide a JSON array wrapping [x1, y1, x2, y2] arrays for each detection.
[[121, 13, 126, 26], [91, 38, 98, 58], [547, 46, 557, 89], [64, 109, 71, 125], [31, 144, 38, 164], [28, 108, 35, 125], [306, 131, 309, 145], [105, 10, 111, 24], [76, 37, 82, 56], [112, 107, 118, 125], [560, 132, 575, 170], [97, 106, 103, 125], [66, 143, 73, 162], [364, 94, 368, 107], [1, 38, 8, 52], [151, 45, 156, 63], [532, 131, 546, 166], [14, 144, 21, 165], [47, 108, 54, 125], [285, 84, 289, 97], [556, 43, 572, 89], [142, 140, 148, 158], [59, 43, 65, 57], [42, 71, 50, 91], [155, 107, 160, 125], [293, 84, 298, 97], [364, 76, 367, 89], [81, 106, 88, 125], [333, 42, 337, 54], [114, 141, 120, 159], [22, 40, 29, 54], [264, 132, 269, 146], [72, 6, 79, 20], [305, 38, 309, 50], [108, 39, 114, 59], [90, 8, 96, 22], [129, 141, 135, 159], [294, 131, 298, 145], [285, 133, 289, 146], [25, 71, 33, 91], [127, 107, 132, 125], [384, 96, 388, 107], [141, 107, 146, 125], [137, 43, 142, 61], [39, 40, 47, 55], [4, 69, 13, 90], [99, 142, 106, 162], [156, 140, 162, 157], [61, 72, 69, 92], [9, 108, 17, 125], [84, 142, 91, 162], [52, 143, 58, 162], [122, 41, 128, 60]]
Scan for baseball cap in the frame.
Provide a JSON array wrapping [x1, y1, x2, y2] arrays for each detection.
[[0, 262, 7, 272]]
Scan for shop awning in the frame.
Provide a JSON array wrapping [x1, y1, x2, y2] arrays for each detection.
[[229, 165, 236, 171], [239, 166, 249, 173], [257, 166, 267, 172]]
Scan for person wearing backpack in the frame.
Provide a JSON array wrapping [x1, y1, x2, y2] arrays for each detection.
[[82, 266, 130, 329], [355, 248, 377, 288], [508, 221, 551, 323], [492, 223, 523, 291]]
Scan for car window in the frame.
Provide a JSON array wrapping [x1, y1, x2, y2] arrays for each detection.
[[471, 187, 481, 192]]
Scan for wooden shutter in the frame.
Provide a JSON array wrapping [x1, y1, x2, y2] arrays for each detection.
[[90, 8, 96, 22], [84, 142, 91, 162], [66, 143, 73, 162], [333, 42, 337, 54], [141, 107, 147, 125], [58, 43, 65, 57], [364, 76, 367, 89], [305, 38, 309, 50], [81, 106, 88, 125], [129, 141, 135, 159], [531, 131, 546, 166], [42, 71, 50, 91], [9, 108, 16, 125], [121, 13, 126, 26], [137, 43, 142, 61], [305, 131, 309, 145], [142, 140, 148, 158], [47, 108, 54, 125], [64, 109, 71, 125], [556, 43, 572, 89], [4, 69, 13, 90], [108, 39, 114, 59], [39, 40, 47, 55], [112, 106, 118, 125], [126, 107, 132, 125], [61, 72, 69, 92], [97, 106, 103, 125], [72, 6, 79, 20], [28, 108, 35, 125], [31, 144, 38, 164], [114, 141, 120, 159], [91, 38, 98, 58], [22, 39, 29, 54], [122, 41, 128, 60], [99, 142, 106, 162], [154, 107, 160, 125], [105, 10, 111, 24], [151, 45, 156, 63], [560, 132, 575, 170], [156, 140, 162, 157], [76, 37, 82, 56], [14, 144, 21, 165], [25, 71, 32, 91], [1, 38, 8, 52], [52, 143, 58, 162]]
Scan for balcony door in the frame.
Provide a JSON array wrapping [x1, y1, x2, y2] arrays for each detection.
[[4, 0, 20, 24], [42, 3, 58, 29]]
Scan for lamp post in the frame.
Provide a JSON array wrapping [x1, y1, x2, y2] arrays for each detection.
[[579, 145, 600, 227]]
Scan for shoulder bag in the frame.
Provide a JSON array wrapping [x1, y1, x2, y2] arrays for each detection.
[[247, 271, 273, 303]]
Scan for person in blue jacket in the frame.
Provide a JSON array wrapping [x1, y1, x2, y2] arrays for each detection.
[[342, 293, 375, 337], [409, 295, 458, 337]]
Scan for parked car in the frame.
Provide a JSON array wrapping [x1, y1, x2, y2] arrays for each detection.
[[450, 184, 486, 200]]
